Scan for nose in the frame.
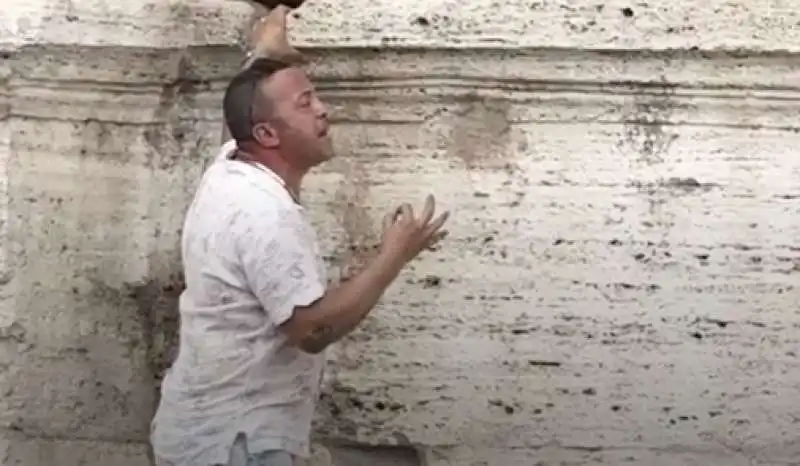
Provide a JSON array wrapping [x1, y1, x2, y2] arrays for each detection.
[[312, 96, 328, 119]]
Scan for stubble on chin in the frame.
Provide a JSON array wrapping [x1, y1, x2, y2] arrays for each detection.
[[318, 138, 335, 161]]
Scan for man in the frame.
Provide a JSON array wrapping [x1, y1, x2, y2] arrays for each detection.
[[150, 5, 449, 466]]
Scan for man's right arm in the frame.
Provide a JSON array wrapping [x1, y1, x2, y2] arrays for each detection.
[[240, 200, 447, 355], [238, 207, 407, 354], [281, 200, 448, 353], [281, 250, 405, 353]]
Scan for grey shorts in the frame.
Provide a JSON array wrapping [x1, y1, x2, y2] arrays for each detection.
[[217, 434, 293, 466]]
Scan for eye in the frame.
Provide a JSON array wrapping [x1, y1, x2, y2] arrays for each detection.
[[296, 91, 315, 108]]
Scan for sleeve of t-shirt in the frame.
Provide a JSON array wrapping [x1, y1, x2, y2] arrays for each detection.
[[237, 207, 327, 327]]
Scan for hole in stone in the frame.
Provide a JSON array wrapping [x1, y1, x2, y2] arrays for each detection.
[[412, 16, 430, 26]]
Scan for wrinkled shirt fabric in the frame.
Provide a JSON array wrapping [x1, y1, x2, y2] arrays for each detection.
[[150, 140, 327, 466]]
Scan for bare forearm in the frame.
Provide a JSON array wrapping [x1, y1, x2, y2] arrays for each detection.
[[289, 251, 405, 353]]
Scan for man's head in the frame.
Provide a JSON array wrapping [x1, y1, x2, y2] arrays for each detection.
[[223, 58, 333, 170]]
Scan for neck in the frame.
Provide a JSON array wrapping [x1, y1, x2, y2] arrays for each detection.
[[236, 146, 306, 200]]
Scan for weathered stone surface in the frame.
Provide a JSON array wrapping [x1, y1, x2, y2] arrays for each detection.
[[3, 1, 800, 465], [0, 2, 250, 464], [289, 0, 800, 51], [0, 432, 151, 466], [302, 45, 800, 466], [1, 1, 250, 47]]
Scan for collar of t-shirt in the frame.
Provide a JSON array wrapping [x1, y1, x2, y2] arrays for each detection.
[[216, 139, 300, 206]]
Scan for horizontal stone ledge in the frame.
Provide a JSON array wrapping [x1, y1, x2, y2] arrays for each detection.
[[5, 1, 797, 53], [290, 37, 800, 56], [2, 45, 798, 91], [290, 0, 800, 54], [4, 87, 800, 132], [3, 44, 799, 127], [4, 94, 800, 133]]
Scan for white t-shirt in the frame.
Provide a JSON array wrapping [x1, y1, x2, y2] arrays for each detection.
[[150, 140, 327, 465]]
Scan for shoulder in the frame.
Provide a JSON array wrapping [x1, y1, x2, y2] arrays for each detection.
[[219, 181, 305, 248], [187, 168, 298, 254], [200, 162, 286, 212]]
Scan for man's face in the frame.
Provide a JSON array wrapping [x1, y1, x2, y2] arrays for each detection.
[[260, 67, 333, 167]]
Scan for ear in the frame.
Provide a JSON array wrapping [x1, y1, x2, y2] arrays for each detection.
[[252, 122, 279, 149]]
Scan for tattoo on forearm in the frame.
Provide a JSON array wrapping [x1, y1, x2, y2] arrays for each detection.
[[299, 325, 338, 354]]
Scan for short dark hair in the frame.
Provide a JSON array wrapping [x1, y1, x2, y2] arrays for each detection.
[[222, 58, 291, 144]]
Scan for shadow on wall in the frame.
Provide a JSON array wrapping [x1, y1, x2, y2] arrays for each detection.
[[128, 275, 184, 403]]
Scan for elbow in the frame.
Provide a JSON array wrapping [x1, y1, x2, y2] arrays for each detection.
[[297, 340, 329, 355], [295, 326, 335, 354], [279, 306, 336, 354], [282, 321, 334, 355]]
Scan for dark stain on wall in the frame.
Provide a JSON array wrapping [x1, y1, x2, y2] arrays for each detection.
[[617, 82, 679, 165], [330, 156, 381, 280], [447, 97, 513, 170], [129, 275, 183, 401]]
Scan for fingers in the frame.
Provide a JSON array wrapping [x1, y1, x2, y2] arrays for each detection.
[[249, 1, 270, 16], [396, 203, 414, 223], [261, 6, 289, 42], [419, 194, 435, 226], [264, 4, 291, 28], [382, 211, 394, 232], [425, 210, 449, 235], [249, 13, 267, 43], [389, 199, 448, 233], [381, 199, 449, 260], [250, 7, 308, 65], [273, 4, 293, 15], [425, 229, 449, 250]]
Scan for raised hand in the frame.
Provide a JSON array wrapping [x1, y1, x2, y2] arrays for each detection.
[[249, 4, 307, 65], [380, 195, 449, 264]]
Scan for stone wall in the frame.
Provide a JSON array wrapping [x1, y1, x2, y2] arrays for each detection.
[[2, 1, 800, 465], [0, 2, 251, 465]]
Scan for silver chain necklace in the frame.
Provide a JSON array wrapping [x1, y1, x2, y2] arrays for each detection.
[[233, 150, 301, 204]]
